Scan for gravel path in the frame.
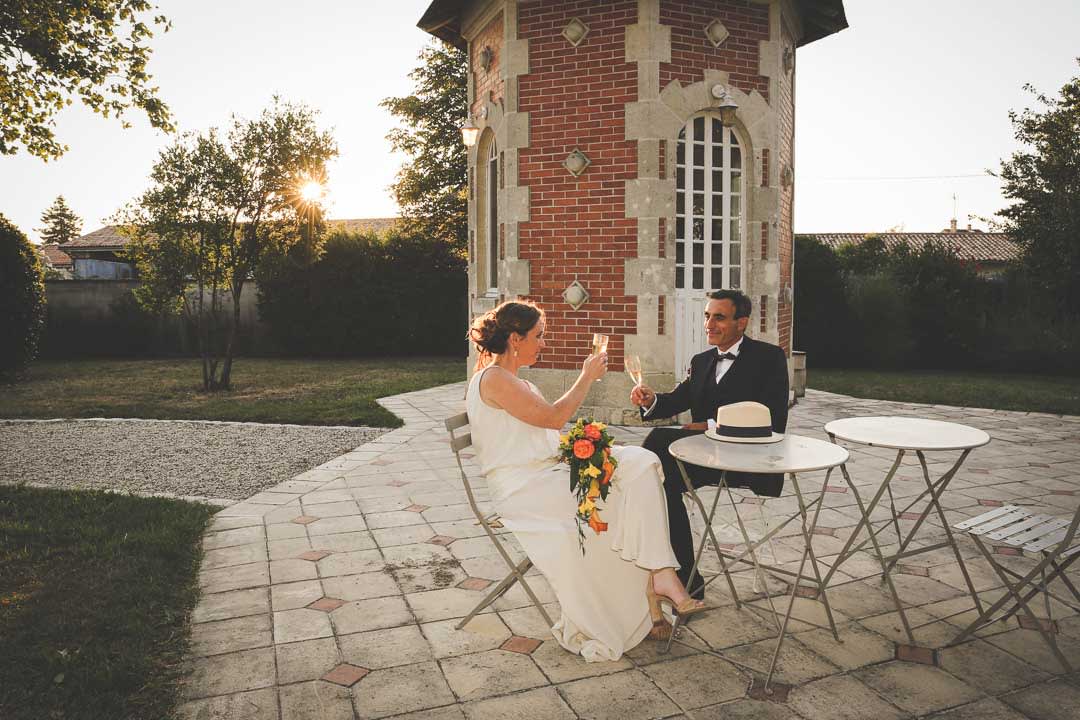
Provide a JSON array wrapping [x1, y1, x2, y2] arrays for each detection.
[[0, 419, 390, 501]]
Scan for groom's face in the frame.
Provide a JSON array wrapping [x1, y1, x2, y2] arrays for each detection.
[[703, 299, 748, 350]]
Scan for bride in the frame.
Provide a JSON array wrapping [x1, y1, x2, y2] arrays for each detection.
[[465, 300, 705, 661]]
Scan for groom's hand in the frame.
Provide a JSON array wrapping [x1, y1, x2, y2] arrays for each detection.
[[630, 385, 655, 408]]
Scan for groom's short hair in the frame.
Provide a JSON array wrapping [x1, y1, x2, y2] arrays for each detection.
[[706, 289, 752, 319]]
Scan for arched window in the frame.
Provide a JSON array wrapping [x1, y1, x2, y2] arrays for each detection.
[[475, 131, 498, 295], [486, 139, 498, 293], [674, 113, 743, 292]]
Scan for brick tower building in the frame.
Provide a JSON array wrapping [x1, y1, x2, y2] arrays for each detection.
[[419, 0, 847, 424]]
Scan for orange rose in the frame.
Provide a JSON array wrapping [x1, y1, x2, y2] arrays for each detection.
[[572, 439, 595, 460], [588, 511, 608, 534], [583, 424, 601, 440]]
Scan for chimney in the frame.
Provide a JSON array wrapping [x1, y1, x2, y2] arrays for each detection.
[[949, 218, 957, 233], [966, 222, 972, 231]]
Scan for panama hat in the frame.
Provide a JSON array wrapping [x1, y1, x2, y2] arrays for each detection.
[[705, 401, 784, 443]]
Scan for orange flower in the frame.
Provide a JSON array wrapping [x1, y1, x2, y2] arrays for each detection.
[[583, 424, 601, 440], [588, 510, 608, 534], [601, 459, 615, 485], [587, 479, 601, 499], [572, 439, 595, 460]]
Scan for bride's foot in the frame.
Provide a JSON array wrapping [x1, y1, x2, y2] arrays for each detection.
[[645, 573, 673, 640], [651, 568, 707, 618]]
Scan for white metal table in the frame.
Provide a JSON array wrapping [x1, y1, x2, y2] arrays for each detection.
[[666, 432, 849, 690], [822, 416, 991, 642]]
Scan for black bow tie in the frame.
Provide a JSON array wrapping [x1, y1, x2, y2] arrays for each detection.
[[717, 352, 736, 361]]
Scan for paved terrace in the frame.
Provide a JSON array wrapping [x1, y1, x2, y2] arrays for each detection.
[[178, 384, 1080, 720]]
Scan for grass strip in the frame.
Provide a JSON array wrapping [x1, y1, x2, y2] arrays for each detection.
[[0, 486, 214, 720]]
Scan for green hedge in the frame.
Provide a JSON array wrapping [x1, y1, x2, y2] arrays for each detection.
[[794, 235, 1080, 374], [0, 215, 47, 380], [256, 229, 467, 357]]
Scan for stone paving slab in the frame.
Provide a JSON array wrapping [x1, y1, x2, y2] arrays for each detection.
[[179, 384, 1080, 719]]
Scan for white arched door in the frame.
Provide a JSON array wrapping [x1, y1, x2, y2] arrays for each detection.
[[673, 113, 744, 376]]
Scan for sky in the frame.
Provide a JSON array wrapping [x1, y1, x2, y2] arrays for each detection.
[[4, 0, 1079, 243]]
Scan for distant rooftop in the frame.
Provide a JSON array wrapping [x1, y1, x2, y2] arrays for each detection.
[[803, 231, 1019, 263], [40, 243, 73, 268], [62, 218, 402, 249]]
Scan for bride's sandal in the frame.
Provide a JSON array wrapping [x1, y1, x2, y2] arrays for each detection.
[[652, 569, 710, 622], [645, 572, 673, 641]]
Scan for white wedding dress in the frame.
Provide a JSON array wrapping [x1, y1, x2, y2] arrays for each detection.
[[465, 367, 680, 661]]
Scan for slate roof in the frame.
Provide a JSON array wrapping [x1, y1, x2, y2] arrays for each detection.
[[40, 243, 73, 268], [804, 232, 1019, 263]]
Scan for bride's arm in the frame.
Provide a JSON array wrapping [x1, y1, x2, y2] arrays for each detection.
[[480, 353, 607, 430]]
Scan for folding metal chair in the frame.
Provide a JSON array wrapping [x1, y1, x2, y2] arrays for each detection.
[[445, 412, 553, 631], [950, 503, 1080, 672]]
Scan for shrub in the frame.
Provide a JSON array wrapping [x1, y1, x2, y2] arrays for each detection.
[[0, 215, 46, 380], [844, 272, 914, 368], [794, 235, 848, 366]]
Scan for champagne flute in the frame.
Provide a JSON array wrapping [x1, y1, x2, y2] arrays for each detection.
[[592, 333, 609, 356], [625, 354, 643, 387]]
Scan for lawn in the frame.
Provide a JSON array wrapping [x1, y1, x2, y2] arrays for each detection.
[[809, 368, 1080, 416], [0, 357, 465, 426], [0, 485, 214, 720]]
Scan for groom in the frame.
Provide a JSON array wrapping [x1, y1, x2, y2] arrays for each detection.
[[630, 289, 789, 596]]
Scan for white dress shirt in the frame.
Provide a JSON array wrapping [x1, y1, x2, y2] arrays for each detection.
[[643, 336, 745, 420]]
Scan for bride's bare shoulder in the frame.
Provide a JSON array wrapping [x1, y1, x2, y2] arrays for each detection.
[[477, 365, 518, 409]]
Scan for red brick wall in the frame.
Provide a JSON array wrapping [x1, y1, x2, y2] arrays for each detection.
[[777, 25, 794, 353], [471, 14, 504, 117], [660, 0, 770, 103], [517, 0, 638, 370]]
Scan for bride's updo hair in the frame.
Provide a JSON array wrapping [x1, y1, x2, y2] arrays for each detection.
[[468, 300, 544, 368]]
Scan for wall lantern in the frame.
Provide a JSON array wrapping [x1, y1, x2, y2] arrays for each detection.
[[479, 46, 494, 72], [711, 85, 739, 127], [460, 118, 479, 147]]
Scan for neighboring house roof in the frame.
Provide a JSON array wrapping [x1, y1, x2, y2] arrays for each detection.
[[328, 218, 400, 235], [803, 232, 1019, 263], [40, 243, 73, 268], [419, 0, 847, 48], [61, 225, 130, 251]]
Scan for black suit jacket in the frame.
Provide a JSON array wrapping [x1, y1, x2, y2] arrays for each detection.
[[644, 335, 790, 433]]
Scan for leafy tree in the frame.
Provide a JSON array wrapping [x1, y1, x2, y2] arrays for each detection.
[[37, 195, 83, 245], [0, 214, 46, 381], [1, 0, 174, 160], [994, 60, 1080, 317], [121, 99, 337, 390], [381, 41, 467, 254]]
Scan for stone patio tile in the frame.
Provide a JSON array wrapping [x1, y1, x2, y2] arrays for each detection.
[[266, 522, 309, 540], [422, 504, 477, 523], [200, 561, 269, 594], [203, 542, 269, 570], [189, 613, 272, 657], [421, 614, 511, 658], [691, 698, 800, 720], [381, 542, 454, 566], [279, 681, 354, 720], [795, 622, 895, 670], [430, 519, 489, 539], [261, 505, 305, 523], [274, 608, 334, 644], [786, 674, 907, 720], [271, 580, 325, 611], [440, 649, 547, 702], [938, 638, 1049, 694], [275, 637, 340, 684], [357, 496, 410, 513], [559, 668, 681, 720], [176, 687, 278, 720], [317, 548, 385, 577], [367, 510, 429, 529], [307, 515, 369, 536], [339, 625, 435, 669], [193, 587, 269, 624], [854, 660, 983, 716], [497, 604, 558, 640], [270, 558, 319, 584], [407, 588, 497, 623], [208, 514, 264, 532], [722, 635, 839, 686], [318, 530, 378, 553], [985, 626, 1080, 675], [1002, 678, 1080, 720], [302, 500, 361, 518], [392, 561, 467, 593], [351, 661, 457, 719], [463, 686, 575, 720], [268, 537, 313, 560], [301, 489, 355, 505], [185, 647, 276, 699], [687, 606, 779, 649], [372, 524, 438, 547], [490, 575, 557, 611], [321, 570, 401, 601], [858, 607, 960, 648], [642, 653, 748, 710], [331, 595, 414, 634], [529, 639, 631, 682], [204, 525, 266, 550], [928, 697, 1030, 720]]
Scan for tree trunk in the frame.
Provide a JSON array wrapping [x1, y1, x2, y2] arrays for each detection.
[[219, 279, 243, 390]]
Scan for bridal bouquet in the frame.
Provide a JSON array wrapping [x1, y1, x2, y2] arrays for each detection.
[[558, 418, 618, 552]]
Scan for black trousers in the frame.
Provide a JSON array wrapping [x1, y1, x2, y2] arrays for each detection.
[[642, 427, 784, 595]]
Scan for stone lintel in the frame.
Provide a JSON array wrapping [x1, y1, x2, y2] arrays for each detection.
[[624, 257, 674, 295], [626, 178, 675, 218]]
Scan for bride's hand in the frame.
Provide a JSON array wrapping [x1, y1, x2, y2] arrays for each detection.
[[582, 351, 607, 382]]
